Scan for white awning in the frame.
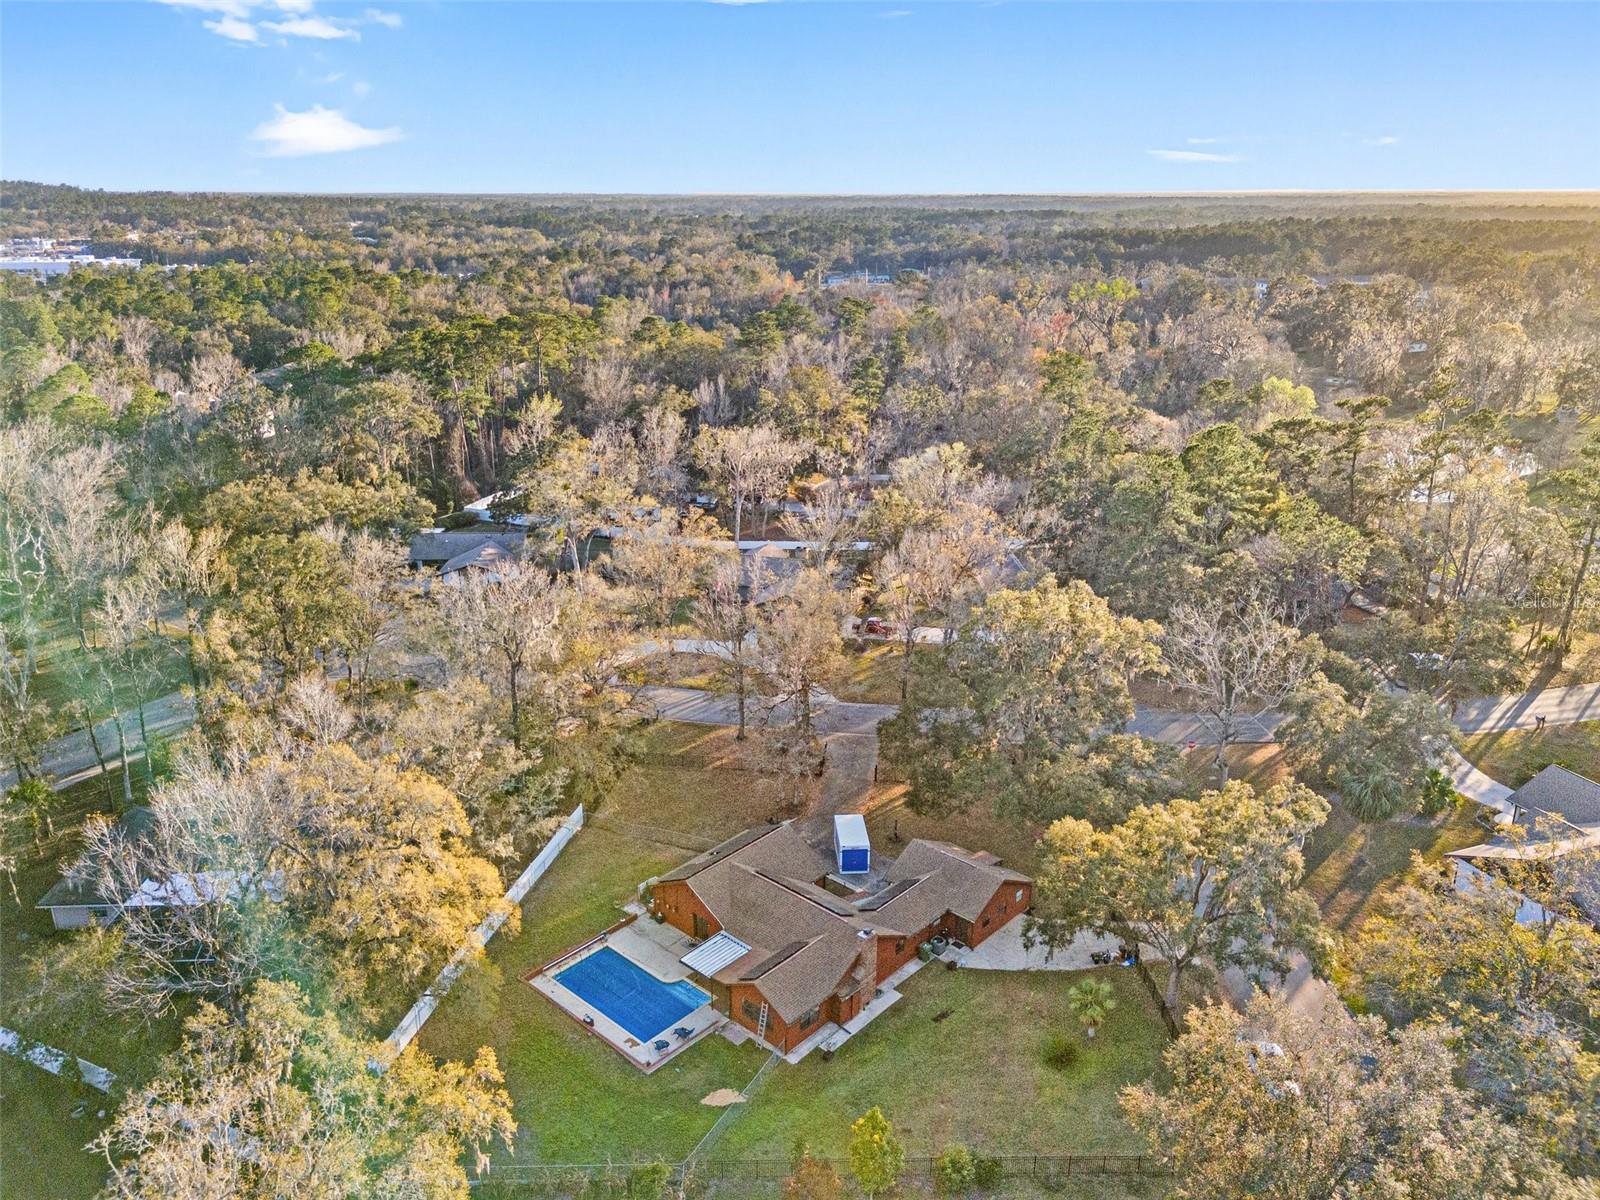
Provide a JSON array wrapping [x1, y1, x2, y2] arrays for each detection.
[[681, 931, 751, 976]]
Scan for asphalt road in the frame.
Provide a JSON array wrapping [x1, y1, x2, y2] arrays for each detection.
[[13, 673, 1599, 811]]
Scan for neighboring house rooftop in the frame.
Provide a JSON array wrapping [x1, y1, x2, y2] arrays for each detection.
[[440, 541, 517, 578], [1505, 764, 1600, 831], [740, 544, 805, 605], [408, 529, 525, 565], [1447, 765, 1600, 925], [36, 806, 156, 911]]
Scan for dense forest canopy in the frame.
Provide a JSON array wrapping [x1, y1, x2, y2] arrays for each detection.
[[2, 185, 1597, 1199]]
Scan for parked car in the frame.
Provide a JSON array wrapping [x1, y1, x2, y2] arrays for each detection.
[[859, 617, 892, 637]]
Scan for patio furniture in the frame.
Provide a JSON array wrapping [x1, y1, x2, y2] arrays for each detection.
[[673, 1026, 694, 1039], [652, 1039, 670, 1053]]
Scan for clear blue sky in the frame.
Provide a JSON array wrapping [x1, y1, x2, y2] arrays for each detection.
[[2, 1, 1596, 193]]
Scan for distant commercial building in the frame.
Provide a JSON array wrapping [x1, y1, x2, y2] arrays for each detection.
[[0, 247, 142, 280]]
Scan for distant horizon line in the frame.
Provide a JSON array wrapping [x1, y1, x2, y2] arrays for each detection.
[[6, 181, 1599, 202]]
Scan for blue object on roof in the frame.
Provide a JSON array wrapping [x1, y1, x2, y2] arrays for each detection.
[[554, 947, 709, 1042]]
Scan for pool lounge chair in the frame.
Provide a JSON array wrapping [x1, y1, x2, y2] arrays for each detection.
[[673, 1026, 694, 1039], [652, 1039, 670, 1053]]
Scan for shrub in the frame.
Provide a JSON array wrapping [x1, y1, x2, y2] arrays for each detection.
[[1418, 767, 1455, 816], [934, 1144, 977, 1195], [625, 1161, 672, 1200], [784, 1152, 845, 1200], [1043, 1031, 1080, 1071], [973, 1155, 1004, 1191]]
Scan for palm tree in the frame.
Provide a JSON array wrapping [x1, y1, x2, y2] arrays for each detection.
[[1066, 978, 1118, 1040]]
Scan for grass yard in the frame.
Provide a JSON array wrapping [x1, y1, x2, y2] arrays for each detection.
[[623, 652, 728, 693], [1519, 627, 1600, 690], [420, 719, 1176, 1173], [0, 770, 181, 1200], [28, 624, 191, 724], [0, 1055, 109, 1200], [830, 641, 910, 704], [0, 769, 180, 1076], [609, 721, 809, 840], [1458, 720, 1600, 789], [1300, 797, 1484, 934], [715, 967, 1169, 1160], [416, 820, 769, 1166], [863, 792, 1044, 877]]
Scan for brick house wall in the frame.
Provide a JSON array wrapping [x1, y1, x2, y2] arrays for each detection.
[[650, 879, 720, 941], [728, 981, 833, 1052], [967, 880, 1032, 947]]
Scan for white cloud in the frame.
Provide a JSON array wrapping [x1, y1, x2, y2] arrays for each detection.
[[1148, 149, 1242, 163], [263, 14, 357, 38], [1186, 136, 1228, 145], [1365, 135, 1401, 146], [204, 14, 259, 40], [351, 80, 373, 97], [880, 8, 912, 17], [158, 0, 400, 41], [156, 0, 251, 16], [250, 104, 403, 156]]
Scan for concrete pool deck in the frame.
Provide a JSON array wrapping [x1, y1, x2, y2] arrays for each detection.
[[529, 918, 726, 1073]]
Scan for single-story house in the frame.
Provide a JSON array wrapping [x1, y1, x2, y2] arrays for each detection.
[[439, 540, 517, 585], [740, 542, 805, 606], [648, 821, 1031, 1052], [407, 529, 525, 572], [36, 806, 283, 932], [1447, 765, 1600, 927], [36, 806, 157, 929]]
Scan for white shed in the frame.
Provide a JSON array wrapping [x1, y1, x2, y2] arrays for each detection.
[[833, 814, 871, 875]]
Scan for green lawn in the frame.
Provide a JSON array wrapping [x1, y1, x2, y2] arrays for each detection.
[[28, 625, 191, 725], [1459, 720, 1600, 789], [419, 720, 1174, 1171], [715, 967, 1168, 1161], [1300, 797, 1484, 934], [0, 771, 176, 1062], [0, 770, 169, 1200], [0, 1056, 109, 1200], [416, 820, 769, 1166]]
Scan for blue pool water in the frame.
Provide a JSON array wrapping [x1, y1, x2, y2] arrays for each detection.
[[554, 947, 710, 1041]]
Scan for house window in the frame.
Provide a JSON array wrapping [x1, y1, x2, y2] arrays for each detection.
[[692, 913, 710, 939], [799, 1008, 820, 1029], [895, 938, 906, 954], [981, 917, 990, 928], [740, 1000, 763, 1024], [1015, 888, 1025, 903]]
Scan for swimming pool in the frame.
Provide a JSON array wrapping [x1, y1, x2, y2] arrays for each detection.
[[553, 946, 710, 1042]]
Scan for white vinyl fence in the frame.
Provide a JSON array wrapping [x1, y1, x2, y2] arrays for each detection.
[[381, 805, 585, 1060], [0, 1026, 117, 1092]]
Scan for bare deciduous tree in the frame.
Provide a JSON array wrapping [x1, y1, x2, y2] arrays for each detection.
[[694, 556, 761, 739], [1162, 589, 1323, 778], [692, 424, 806, 542], [439, 562, 561, 744], [756, 566, 855, 739]]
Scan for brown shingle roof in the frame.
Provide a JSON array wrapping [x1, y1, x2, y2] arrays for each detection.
[[663, 824, 1027, 1023], [877, 839, 1031, 928]]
